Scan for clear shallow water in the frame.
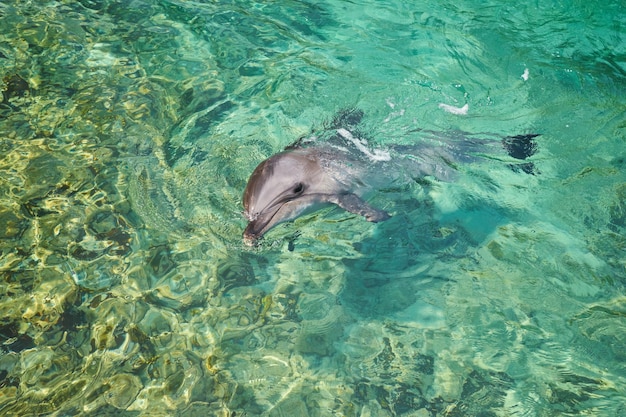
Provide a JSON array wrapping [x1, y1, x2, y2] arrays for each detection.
[[0, 0, 625, 415]]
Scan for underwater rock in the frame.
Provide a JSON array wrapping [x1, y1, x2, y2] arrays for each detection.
[[0, 209, 29, 241], [85, 209, 132, 256], [0, 323, 34, 354], [2, 74, 31, 105], [104, 374, 142, 409], [216, 254, 256, 293], [23, 154, 64, 194], [147, 244, 176, 278], [147, 263, 210, 310]]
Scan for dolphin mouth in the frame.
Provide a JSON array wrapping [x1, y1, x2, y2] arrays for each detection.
[[242, 203, 284, 245], [243, 220, 268, 246], [243, 230, 260, 246], [243, 193, 331, 245], [243, 223, 263, 246]]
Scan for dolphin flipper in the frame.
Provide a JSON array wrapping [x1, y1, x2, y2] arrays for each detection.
[[331, 193, 391, 222]]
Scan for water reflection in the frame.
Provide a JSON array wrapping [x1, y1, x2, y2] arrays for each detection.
[[1, 0, 626, 415]]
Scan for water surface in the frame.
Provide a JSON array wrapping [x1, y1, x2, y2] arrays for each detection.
[[1, 0, 625, 415]]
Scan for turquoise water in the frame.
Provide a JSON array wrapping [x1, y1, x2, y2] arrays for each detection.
[[1, 0, 625, 415]]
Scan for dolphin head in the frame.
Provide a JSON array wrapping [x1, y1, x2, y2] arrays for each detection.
[[242, 149, 331, 245]]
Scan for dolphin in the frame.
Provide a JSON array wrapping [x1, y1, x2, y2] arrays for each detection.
[[242, 145, 392, 245], [242, 109, 537, 245]]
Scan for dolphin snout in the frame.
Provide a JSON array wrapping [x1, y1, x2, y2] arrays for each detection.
[[243, 229, 259, 246], [243, 220, 266, 246]]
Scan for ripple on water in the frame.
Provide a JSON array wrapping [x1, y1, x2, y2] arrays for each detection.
[[1, 0, 626, 415]]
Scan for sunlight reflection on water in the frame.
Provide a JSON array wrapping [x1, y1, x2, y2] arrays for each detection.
[[0, 0, 625, 415]]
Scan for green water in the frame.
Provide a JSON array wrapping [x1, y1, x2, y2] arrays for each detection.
[[1, 0, 625, 415]]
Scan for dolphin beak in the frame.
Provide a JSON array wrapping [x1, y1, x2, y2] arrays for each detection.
[[243, 222, 263, 246], [242, 205, 282, 246]]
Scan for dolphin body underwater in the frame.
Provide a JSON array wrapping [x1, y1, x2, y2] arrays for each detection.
[[242, 109, 537, 245]]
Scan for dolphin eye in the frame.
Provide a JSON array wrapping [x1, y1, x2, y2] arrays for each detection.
[[293, 183, 304, 194]]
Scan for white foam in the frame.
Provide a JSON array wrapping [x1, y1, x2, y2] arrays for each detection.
[[336, 128, 391, 161], [438, 102, 469, 115], [521, 67, 530, 81]]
